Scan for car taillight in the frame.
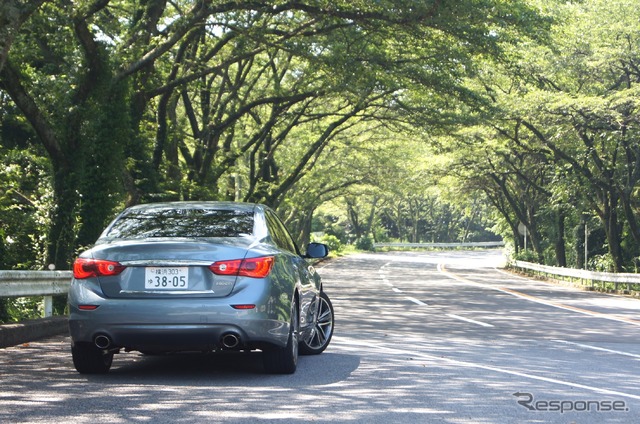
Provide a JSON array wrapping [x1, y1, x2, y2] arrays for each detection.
[[73, 258, 126, 279], [209, 256, 274, 278]]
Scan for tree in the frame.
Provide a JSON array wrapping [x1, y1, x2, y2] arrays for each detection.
[[0, 0, 48, 73], [449, 0, 640, 270], [0, 0, 549, 269]]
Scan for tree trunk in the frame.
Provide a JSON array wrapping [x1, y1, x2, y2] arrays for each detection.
[[597, 191, 624, 272], [47, 165, 80, 269], [575, 223, 586, 270], [554, 210, 566, 267]]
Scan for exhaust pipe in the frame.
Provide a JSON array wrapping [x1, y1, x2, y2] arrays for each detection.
[[221, 333, 240, 349], [94, 334, 112, 349]]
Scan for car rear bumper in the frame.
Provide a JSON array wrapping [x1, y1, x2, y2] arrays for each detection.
[[68, 319, 288, 352], [68, 280, 291, 352]]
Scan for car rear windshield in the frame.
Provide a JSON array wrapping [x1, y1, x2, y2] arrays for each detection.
[[103, 208, 255, 239]]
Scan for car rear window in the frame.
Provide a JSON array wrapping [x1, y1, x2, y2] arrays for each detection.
[[103, 208, 255, 239]]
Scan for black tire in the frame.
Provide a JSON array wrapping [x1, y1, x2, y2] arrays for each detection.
[[300, 291, 334, 355], [263, 298, 299, 374], [71, 342, 113, 374]]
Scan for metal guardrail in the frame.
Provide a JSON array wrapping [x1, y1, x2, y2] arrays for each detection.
[[3, 256, 637, 319], [374, 241, 505, 249], [511, 260, 640, 292], [0, 270, 72, 317]]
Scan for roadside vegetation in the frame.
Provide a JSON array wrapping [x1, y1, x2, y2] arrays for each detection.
[[2, 1, 640, 319]]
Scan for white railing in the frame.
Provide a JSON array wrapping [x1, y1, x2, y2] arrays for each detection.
[[5, 259, 637, 317], [0, 271, 72, 317], [511, 261, 640, 291], [374, 241, 505, 249]]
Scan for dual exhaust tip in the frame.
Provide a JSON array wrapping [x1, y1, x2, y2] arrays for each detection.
[[93, 332, 242, 350], [220, 332, 241, 349], [94, 334, 112, 349]]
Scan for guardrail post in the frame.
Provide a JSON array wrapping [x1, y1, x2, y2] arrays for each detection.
[[43, 296, 53, 317]]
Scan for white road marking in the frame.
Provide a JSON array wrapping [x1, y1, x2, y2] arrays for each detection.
[[332, 338, 640, 401], [438, 263, 640, 328], [392, 287, 402, 293], [325, 255, 640, 403], [406, 296, 428, 306], [553, 340, 640, 360], [379, 263, 393, 286], [447, 313, 494, 327]]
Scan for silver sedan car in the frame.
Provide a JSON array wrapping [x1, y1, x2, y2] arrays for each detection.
[[68, 201, 334, 374]]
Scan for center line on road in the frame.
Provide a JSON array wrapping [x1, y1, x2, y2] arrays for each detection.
[[447, 313, 494, 327], [406, 296, 428, 306]]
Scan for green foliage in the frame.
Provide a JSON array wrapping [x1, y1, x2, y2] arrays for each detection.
[[513, 249, 539, 263], [0, 297, 42, 324], [75, 77, 130, 247], [355, 236, 375, 252], [317, 234, 343, 254], [0, 146, 52, 269], [7, 0, 637, 283], [2, 0, 546, 264], [0, 141, 58, 322], [443, 0, 640, 270], [590, 254, 616, 273]]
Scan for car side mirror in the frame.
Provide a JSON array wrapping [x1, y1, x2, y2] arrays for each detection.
[[305, 242, 329, 259]]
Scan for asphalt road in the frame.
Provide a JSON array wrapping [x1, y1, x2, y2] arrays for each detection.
[[2, 250, 640, 423]]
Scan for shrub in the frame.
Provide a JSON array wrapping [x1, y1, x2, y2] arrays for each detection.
[[355, 236, 375, 251], [320, 234, 343, 253], [514, 249, 539, 263]]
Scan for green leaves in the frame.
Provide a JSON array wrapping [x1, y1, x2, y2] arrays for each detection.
[[1, 0, 554, 266], [446, 0, 640, 270]]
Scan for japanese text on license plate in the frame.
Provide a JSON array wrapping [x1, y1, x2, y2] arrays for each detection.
[[145, 267, 189, 290]]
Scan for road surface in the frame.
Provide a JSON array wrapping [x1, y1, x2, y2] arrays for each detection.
[[2, 250, 640, 423]]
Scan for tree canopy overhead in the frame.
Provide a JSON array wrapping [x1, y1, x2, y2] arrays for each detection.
[[10, 0, 639, 276], [0, 0, 549, 271]]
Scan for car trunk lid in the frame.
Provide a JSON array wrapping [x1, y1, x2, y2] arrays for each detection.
[[88, 238, 253, 298]]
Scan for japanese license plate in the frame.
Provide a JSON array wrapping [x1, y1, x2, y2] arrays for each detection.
[[145, 267, 189, 290]]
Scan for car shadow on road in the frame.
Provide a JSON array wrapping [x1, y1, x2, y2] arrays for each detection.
[[89, 349, 360, 387], [1, 336, 362, 423]]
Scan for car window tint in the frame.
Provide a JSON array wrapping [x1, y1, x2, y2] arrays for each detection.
[[105, 208, 254, 239], [265, 210, 298, 254]]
